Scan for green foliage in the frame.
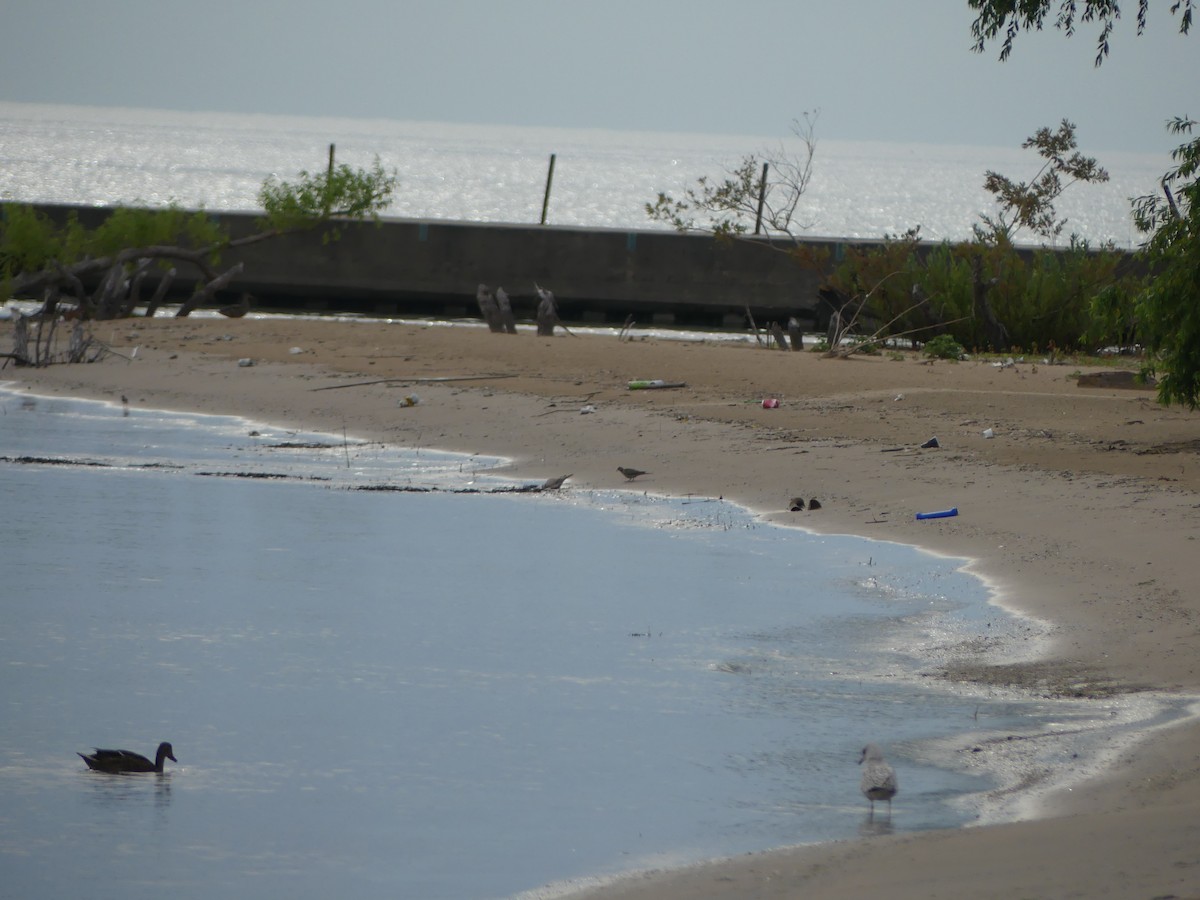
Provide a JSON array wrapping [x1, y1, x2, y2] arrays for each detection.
[[91, 205, 223, 258], [258, 156, 396, 237], [1, 204, 222, 280], [646, 155, 767, 237], [976, 120, 1109, 243], [923, 334, 966, 360], [826, 234, 1143, 353], [967, 1, 1199, 406], [2, 154, 400, 321], [1131, 117, 1200, 407], [969, 0, 1193, 65], [0, 204, 67, 275], [646, 113, 818, 240]]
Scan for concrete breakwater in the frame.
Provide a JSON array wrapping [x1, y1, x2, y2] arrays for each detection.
[[13, 204, 1114, 329], [11, 203, 866, 328], [220, 214, 854, 328]]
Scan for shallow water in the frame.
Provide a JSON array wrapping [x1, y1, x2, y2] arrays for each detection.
[[0, 387, 1171, 898]]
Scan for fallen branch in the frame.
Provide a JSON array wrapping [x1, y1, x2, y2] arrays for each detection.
[[310, 374, 518, 392]]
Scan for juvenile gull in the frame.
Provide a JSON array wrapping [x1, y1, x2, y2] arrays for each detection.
[[858, 743, 897, 814]]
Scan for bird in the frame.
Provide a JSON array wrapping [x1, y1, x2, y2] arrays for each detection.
[[79, 741, 176, 774], [540, 473, 572, 490], [617, 466, 648, 481], [859, 743, 898, 815]]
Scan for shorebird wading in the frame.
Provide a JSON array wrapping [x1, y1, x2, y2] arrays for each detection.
[[859, 743, 897, 815]]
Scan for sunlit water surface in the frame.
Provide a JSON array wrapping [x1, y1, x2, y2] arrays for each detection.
[[0, 388, 1178, 899], [0, 101, 1167, 247]]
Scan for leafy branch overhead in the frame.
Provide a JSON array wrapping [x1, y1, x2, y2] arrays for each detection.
[[969, 0, 1194, 65]]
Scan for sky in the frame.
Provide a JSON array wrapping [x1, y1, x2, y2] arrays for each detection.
[[2, 0, 1196, 156]]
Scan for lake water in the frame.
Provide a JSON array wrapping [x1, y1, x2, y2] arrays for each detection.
[[0, 100, 1169, 247], [0, 385, 1180, 899], [0, 102, 1183, 896]]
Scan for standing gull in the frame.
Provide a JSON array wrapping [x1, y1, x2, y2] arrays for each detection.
[[858, 743, 898, 815], [617, 467, 648, 481]]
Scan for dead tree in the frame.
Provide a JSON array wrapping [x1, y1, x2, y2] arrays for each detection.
[[769, 321, 789, 350], [495, 287, 518, 334], [787, 316, 803, 351], [176, 262, 244, 317], [535, 284, 560, 336], [820, 285, 853, 349], [476, 284, 505, 332], [10, 245, 242, 321]]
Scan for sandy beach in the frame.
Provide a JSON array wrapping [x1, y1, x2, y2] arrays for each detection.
[[6, 315, 1200, 898]]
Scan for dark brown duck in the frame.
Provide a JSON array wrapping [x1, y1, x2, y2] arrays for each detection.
[[78, 742, 176, 774]]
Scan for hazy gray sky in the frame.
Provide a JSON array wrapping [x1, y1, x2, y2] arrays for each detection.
[[2, 1, 1195, 155]]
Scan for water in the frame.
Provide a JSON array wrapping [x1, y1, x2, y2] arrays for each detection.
[[0, 100, 1168, 247], [0, 387, 1179, 899], [0, 105, 1183, 895]]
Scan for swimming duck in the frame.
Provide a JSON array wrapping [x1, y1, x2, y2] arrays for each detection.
[[78, 742, 176, 774]]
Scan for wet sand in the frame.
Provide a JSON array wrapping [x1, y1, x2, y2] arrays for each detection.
[[7, 315, 1200, 899]]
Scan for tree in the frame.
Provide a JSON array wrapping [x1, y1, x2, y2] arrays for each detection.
[[1131, 117, 1200, 406], [969, 0, 1199, 406], [646, 112, 819, 242], [1, 155, 396, 338], [969, 0, 1193, 65], [976, 120, 1110, 243]]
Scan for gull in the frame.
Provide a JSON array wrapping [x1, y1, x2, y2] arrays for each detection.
[[859, 743, 898, 815], [541, 474, 572, 490], [617, 466, 648, 481]]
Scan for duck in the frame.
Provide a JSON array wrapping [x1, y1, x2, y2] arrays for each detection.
[[78, 742, 176, 774]]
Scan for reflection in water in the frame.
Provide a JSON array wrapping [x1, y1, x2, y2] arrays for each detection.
[[859, 814, 895, 838]]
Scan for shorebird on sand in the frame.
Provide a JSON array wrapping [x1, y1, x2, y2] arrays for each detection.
[[617, 467, 648, 481], [859, 743, 898, 815], [541, 474, 572, 490]]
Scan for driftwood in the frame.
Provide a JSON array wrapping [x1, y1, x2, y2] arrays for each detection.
[[10, 243, 239, 321], [142, 267, 176, 317], [176, 262, 245, 317], [495, 287, 518, 334], [310, 373, 517, 392], [8, 315, 30, 365], [769, 322, 789, 350], [535, 284, 559, 336], [745, 304, 766, 346], [787, 317, 803, 351], [476, 284, 504, 332], [219, 292, 253, 318]]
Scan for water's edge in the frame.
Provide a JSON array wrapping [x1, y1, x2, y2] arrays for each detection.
[[4, 382, 1195, 899]]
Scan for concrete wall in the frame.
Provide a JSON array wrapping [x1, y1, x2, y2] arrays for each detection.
[[13, 203, 850, 327], [15, 204, 1129, 329], [217, 213, 843, 326]]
